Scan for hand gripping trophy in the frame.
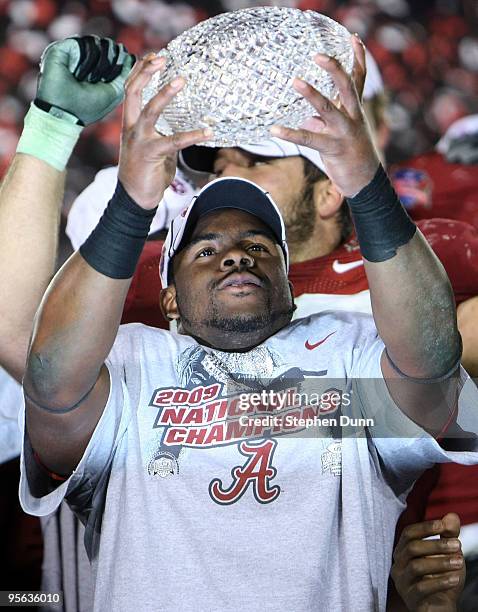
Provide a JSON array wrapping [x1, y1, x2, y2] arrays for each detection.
[[142, 7, 354, 146]]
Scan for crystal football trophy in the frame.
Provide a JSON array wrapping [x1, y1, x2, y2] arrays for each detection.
[[141, 7, 354, 147]]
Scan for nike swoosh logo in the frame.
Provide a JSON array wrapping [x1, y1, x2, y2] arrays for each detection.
[[305, 331, 336, 351], [332, 259, 364, 274]]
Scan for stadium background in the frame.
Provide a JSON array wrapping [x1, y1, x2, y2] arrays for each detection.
[[0, 0, 477, 211]]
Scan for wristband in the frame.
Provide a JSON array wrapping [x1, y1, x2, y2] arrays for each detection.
[[346, 164, 416, 262], [16, 102, 83, 171], [80, 181, 157, 279]]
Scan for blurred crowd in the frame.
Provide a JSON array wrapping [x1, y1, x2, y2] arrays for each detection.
[[0, 0, 477, 204]]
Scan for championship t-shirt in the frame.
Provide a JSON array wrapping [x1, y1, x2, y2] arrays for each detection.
[[116, 220, 478, 534], [20, 313, 478, 612]]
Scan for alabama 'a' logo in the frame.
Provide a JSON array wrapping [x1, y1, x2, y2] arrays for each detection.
[[209, 439, 280, 505]]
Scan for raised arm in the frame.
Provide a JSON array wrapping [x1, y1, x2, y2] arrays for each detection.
[[0, 36, 133, 382], [0, 156, 64, 381], [23, 54, 212, 476], [272, 37, 461, 431]]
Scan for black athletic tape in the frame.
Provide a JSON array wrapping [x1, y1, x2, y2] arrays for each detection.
[[89, 38, 112, 83], [73, 36, 100, 81], [24, 377, 99, 414], [346, 164, 417, 262], [80, 181, 157, 279]]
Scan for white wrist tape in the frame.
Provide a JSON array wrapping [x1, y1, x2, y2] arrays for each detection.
[[16, 102, 83, 171]]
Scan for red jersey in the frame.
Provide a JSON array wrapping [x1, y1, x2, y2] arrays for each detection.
[[289, 218, 478, 310]]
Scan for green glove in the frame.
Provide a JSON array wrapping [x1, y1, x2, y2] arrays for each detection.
[[16, 36, 135, 171], [36, 35, 135, 126]]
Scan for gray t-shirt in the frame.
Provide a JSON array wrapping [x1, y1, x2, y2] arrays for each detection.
[[20, 312, 478, 612]]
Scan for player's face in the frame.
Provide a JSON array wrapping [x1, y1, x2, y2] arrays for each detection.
[[212, 149, 315, 240], [168, 209, 294, 351]]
